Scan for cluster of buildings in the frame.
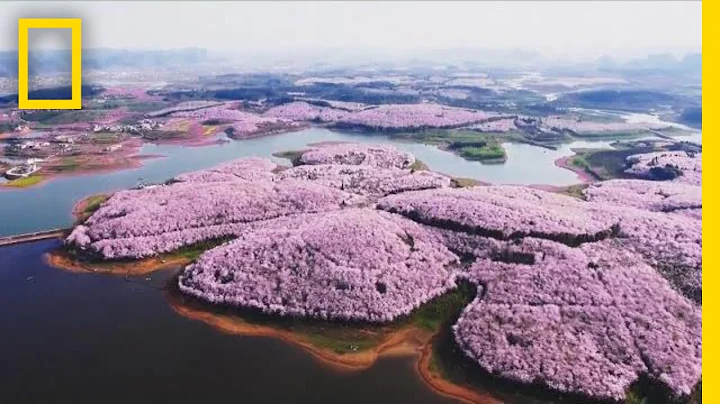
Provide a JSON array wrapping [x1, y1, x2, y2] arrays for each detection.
[[9, 134, 77, 154], [92, 119, 163, 135], [104, 144, 122, 153], [11, 140, 51, 151]]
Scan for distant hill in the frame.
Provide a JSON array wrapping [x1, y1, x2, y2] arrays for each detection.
[[679, 106, 702, 129], [0, 85, 104, 105], [595, 52, 701, 75], [0, 48, 211, 77], [555, 89, 680, 112]]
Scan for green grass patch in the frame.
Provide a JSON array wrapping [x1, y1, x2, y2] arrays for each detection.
[[408, 159, 429, 171], [125, 101, 172, 113], [3, 174, 44, 188], [143, 131, 187, 141], [403, 130, 510, 163], [171, 238, 235, 261], [571, 148, 655, 181], [272, 150, 305, 166], [556, 184, 589, 200], [20, 110, 103, 125], [408, 282, 477, 331], [451, 177, 482, 188], [304, 329, 383, 354], [75, 194, 110, 223], [570, 155, 589, 168], [91, 132, 122, 144], [56, 157, 81, 172], [457, 144, 506, 162]]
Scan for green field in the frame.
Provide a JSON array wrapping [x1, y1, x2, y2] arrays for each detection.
[[3, 174, 44, 188]]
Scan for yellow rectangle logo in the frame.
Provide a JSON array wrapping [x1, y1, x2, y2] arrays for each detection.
[[18, 18, 82, 110]]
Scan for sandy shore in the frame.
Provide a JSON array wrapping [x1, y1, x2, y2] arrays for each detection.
[[167, 293, 424, 371], [167, 292, 500, 404], [417, 338, 502, 404], [45, 230, 501, 404], [45, 249, 192, 276]]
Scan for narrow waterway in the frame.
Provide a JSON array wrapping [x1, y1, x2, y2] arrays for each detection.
[[0, 126, 698, 237]]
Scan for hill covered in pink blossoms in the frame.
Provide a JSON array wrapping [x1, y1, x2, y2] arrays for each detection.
[[173, 157, 279, 183], [66, 179, 366, 259], [64, 142, 701, 403], [584, 179, 701, 216], [263, 101, 350, 122], [169, 104, 304, 138], [264, 101, 502, 131], [377, 186, 621, 246], [454, 238, 700, 400], [336, 103, 499, 130], [299, 143, 416, 168], [179, 209, 459, 322], [378, 185, 702, 303], [541, 115, 670, 135], [277, 164, 451, 197], [625, 151, 701, 186]]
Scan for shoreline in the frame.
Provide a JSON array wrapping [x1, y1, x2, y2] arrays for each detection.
[[0, 154, 162, 190], [0, 124, 309, 189], [416, 337, 502, 404], [0, 136, 163, 190], [166, 291, 497, 403], [45, 249, 192, 276], [553, 155, 596, 183], [45, 238, 497, 403]]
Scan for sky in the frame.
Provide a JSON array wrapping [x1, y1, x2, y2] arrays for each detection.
[[1, 1, 702, 60]]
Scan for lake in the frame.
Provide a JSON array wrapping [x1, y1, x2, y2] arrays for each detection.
[[0, 125, 701, 404], [0, 239, 458, 404], [0, 127, 614, 237], [1, 124, 702, 237]]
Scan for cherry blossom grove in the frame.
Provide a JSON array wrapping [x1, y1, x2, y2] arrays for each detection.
[[541, 116, 669, 135], [170, 105, 280, 124], [377, 186, 620, 245], [299, 143, 417, 168], [263, 101, 501, 130], [146, 100, 224, 118], [454, 239, 700, 401], [378, 185, 702, 302], [467, 118, 518, 133], [173, 157, 279, 183], [277, 164, 451, 197], [66, 179, 364, 259], [63, 143, 701, 402], [179, 209, 459, 322], [583, 179, 701, 215], [263, 101, 350, 122], [625, 151, 702, 186], [335, 103, 499, 130]]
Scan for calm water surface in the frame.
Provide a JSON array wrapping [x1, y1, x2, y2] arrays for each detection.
[[0, 126, 700, 237], [0, 125, 701, 403], [0, 128, 614, 236], [0, 240, 456, 404]]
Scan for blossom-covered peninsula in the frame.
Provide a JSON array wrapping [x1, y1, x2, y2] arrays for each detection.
[[59, 142, 701, 403]]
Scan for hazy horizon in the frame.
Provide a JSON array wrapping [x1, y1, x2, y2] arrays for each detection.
[[0, 1, 702, 62]]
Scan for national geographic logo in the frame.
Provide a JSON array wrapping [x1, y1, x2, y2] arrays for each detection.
[[18, 18, 81, 110]]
